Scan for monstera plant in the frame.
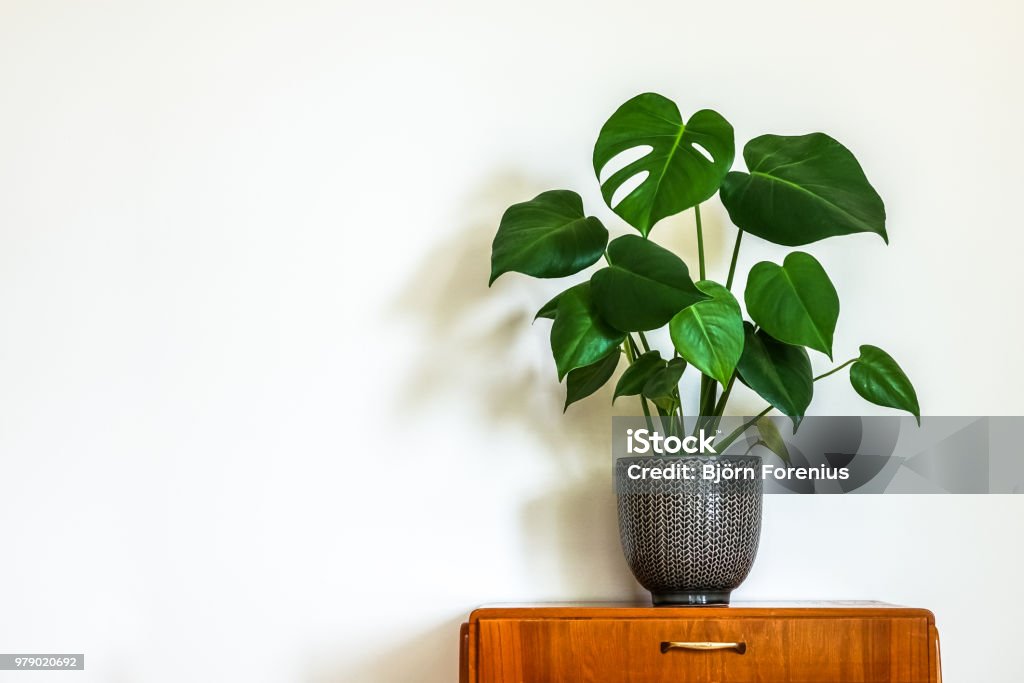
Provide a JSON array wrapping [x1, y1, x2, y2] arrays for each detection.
[[489, 93, 919, 453]]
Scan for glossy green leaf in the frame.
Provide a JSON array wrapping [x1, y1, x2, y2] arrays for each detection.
[[720, 133, 886, 246], [489, 190, 608, 285], [753, 416, 791, 464], [745, 252, 839, 358], [669, 280, 744, 386], [593, 93, 734, 237], [591, 235, 707, 331], [535, 291, 562, 321], [613, 350, 666, 402], [642, 357, 687, 412], [564, 351, 620, 412], [850, 345, 921, 424], [550, 283, 625, 380], [736, 324, 813, 428]]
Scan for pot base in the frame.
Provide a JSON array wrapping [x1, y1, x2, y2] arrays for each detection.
[[652, 590, 731, 606]]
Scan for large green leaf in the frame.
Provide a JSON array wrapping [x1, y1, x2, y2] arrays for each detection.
[[736, 324, 813, 428], [591, 235, 707, 331], [642, 357, 687, 412], [668, 280, 745, 386], [564, 351, 620, 412], [613, 350, 666, 402], [850, 345, 920, 424], [489, 190, 608, 285], [720, 133, 886, 246], [593, 93, 734, 237], [745, 252, 839, 358], [550, 283, 625, 380]]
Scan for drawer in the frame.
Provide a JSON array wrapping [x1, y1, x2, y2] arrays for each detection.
[[475, 617, 933, 683]]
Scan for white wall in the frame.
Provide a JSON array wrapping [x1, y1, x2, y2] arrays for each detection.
[[1, 1, 1022, 681]]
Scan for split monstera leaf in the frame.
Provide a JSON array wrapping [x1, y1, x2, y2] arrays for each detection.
[[489, 92, 920, 452]]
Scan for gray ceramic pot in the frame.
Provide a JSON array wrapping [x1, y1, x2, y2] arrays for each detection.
[[615, 455, 763, 606]]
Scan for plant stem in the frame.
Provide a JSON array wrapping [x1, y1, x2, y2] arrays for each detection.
[[715, 406, 772, 453], [626, 334, 641, 359], [703, 374, 736, 438], [693, 374, 718, 438], [725, 229, 744, 290], [636, 331, 651, 353], [814, 358, 856, 381], [623, 335, 655, 432], [640, 395, 655, 432], [699, 377, 716, 416], [695, 204, 706, 280], [713, 374, 736, 416]]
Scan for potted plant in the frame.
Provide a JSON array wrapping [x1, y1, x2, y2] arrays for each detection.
[[488, 93, 920, 605]]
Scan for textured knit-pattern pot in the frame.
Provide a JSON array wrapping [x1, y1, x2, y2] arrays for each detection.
[[615, 455, 763, 606]]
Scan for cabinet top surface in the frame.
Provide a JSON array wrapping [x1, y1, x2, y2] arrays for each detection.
[[469, 601, 934, 623]]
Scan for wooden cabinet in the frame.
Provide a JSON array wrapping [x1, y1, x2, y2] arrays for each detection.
[[460, 602, 941, 683]]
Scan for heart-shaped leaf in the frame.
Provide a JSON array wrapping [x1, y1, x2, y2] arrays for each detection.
[[489, 190, 608, 285], [593, 93, 734, 237], [669, 280, 745, 386], [745, 252, 839, 358], [850, 345, 920, 424], [642, 357, 687, 412], [614, 350, 666, 402], [550, 283, 625, 380], [564, 351, 620, 411], [736, 324, 813, 429], [720, 133, 886, 246], [591, 235, 707, 331]]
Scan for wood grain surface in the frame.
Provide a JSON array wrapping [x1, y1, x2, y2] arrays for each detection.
[[461, 603, 939, 683]]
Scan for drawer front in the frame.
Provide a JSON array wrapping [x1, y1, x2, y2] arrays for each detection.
[[476, 617, 932, 683]]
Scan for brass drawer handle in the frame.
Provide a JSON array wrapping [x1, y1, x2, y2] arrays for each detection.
[[661, 641, 747, 655]]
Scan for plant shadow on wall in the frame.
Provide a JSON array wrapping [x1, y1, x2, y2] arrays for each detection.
[[309, 172, 667, 683], [391, 170, 646, 598]]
